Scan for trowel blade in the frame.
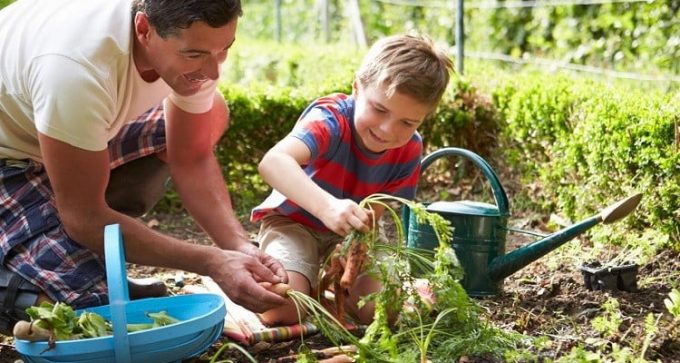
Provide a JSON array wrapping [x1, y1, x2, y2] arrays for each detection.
[[600, 193, 643, 224]]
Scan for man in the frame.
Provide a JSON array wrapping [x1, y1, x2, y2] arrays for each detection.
[[0, 0, 287, 335]]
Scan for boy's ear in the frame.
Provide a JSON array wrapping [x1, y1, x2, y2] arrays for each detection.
[[352, 79, 360, 97]]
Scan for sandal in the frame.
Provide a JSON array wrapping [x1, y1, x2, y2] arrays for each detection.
[[0, 265, 40, 336]]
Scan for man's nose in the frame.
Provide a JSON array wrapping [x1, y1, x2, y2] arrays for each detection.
[[201, 56, 220, 80]]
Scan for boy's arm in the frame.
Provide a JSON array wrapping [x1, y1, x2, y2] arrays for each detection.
[[259, 136, 371, 236]]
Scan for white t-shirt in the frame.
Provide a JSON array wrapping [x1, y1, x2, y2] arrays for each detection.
[[0, 0, 216, 161]]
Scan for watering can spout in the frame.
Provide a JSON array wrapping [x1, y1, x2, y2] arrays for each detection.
[[488, 193, 642, 281]]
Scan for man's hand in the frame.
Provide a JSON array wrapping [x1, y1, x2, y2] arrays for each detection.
[[318, 198, 372, 236], [208, 248, 288, 312], [236, 243, 288, 284]]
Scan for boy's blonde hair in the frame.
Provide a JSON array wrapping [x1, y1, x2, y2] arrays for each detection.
[[356, 34, 454, 108]]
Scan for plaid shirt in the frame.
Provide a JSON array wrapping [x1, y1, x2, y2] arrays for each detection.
[[0, 105, 166, 308]]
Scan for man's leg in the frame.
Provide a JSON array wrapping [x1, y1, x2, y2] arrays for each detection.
[[105, 104, 170, 218], [105, 155, 170, 218], [0, 264, 42, 335], [105, 93, 230, 218], [0, 159, 107, 336]]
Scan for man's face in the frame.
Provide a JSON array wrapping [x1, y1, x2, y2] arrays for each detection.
[[353, 81, 432, 153], [140, 17, 237, 96]]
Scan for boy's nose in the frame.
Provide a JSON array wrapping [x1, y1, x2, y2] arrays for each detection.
[[378, 119, 397, 134]]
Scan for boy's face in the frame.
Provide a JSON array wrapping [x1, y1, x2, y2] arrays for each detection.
[[353, 81, 432, 153]]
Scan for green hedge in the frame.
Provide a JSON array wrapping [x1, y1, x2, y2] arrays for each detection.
[[492, 72, 679, 246]]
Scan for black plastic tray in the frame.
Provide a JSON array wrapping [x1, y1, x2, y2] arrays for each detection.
[[580, 261, 638, 292]]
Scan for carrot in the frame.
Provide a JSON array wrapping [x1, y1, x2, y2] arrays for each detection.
[[317, 253, 344, 297], [259, 282, 293, 297], [339, 239, 368, 289], [319, 355, 354, 363], [270, 283, 292, 297], [333, 279, 346, 325]]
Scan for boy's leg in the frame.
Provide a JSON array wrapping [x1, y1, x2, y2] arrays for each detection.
[[345, 274, 382, 325], [256, 214, 322, 326]]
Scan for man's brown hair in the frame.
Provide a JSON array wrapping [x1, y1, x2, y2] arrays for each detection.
[[131, 0, 242, 38]]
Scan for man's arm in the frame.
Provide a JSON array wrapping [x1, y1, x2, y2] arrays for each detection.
[[163, 94, 287, 282], [258, 136, 371, 236], [37, 132, 287, 311], [162, 95, 248, 250]]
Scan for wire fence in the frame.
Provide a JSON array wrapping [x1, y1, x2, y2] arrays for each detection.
[[375, 0, 652, 9], [467, 51, 680, 82], [371, 0, 678, 83]]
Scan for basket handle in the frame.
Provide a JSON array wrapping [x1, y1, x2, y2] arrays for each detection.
[[104, 224, 132, 363], [420, 147, 510, 216]]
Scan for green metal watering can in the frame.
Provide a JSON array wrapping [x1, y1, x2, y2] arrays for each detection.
[[404, 147, 642, 296]]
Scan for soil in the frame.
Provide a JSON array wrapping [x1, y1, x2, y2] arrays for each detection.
[[1, 209, 678, 363]]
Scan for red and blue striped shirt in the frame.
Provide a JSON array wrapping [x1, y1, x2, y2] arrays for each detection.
[[251, 93, 422, 231]]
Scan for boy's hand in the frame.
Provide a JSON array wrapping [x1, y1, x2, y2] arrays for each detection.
[[319, 198, 372, 236]]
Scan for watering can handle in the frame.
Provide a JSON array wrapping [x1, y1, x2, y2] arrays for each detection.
[[420, 147, 510, 216]]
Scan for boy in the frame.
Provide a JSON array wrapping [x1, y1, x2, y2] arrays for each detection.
[[251, 34, 453, 325]]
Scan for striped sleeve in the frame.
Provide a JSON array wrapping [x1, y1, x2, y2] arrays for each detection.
[[290, 95, 347, 160]]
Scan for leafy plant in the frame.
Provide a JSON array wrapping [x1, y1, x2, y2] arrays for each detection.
[[591, 298, 623, 338], [15, 302, 181, 350], [639, 313, 661, 361], [665, 288, 680, 319]]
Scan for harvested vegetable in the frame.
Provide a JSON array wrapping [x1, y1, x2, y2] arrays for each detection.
[[339, 238, 368, 289], [317, 245, 344, 297], [259, 282, 293, 297], [127, 311, 181, 332], [333, 279, 346, 325], [14, 301, 181, 346], [13, 320, 53, 342]]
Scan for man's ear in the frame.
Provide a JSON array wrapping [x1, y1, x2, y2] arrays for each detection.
[[352, 78, 360, 97], [134, 12, 152, 45]]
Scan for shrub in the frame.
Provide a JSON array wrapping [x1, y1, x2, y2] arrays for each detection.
[[493, 72, 679, 247]]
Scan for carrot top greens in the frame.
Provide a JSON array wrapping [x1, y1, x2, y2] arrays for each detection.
[[281, 193, 529, 362]]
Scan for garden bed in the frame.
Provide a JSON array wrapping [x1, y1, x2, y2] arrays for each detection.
[[1, 209, 677, 362]]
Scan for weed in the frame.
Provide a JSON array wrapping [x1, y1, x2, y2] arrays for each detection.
[[591, 298, 624, 338]]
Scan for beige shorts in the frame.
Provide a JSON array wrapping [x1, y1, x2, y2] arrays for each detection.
[[257, 214, 342, 287]]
